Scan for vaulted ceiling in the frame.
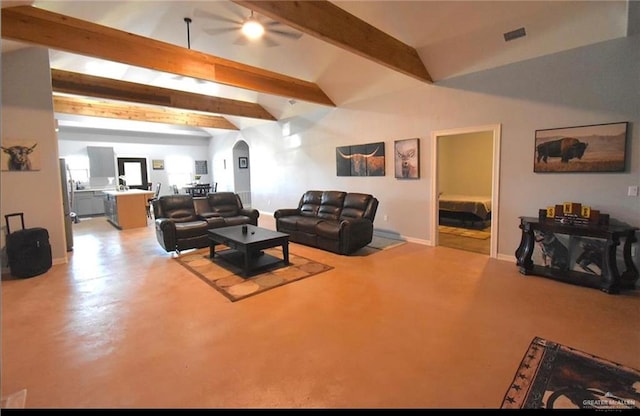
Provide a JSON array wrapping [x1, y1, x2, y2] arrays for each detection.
[[1, 0, 634, 137]]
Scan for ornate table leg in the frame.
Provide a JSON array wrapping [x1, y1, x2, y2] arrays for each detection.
[[516, 222, 534, 275]]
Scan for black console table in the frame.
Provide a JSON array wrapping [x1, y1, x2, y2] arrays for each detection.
[[515, 216, 638, 294]]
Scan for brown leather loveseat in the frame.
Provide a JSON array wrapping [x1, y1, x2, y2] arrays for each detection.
[[154, 192, 259, 253], [274, 190, 378, 255]]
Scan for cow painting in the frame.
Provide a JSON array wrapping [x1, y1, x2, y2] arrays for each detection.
[[536, 137, 588, 164], [1, 143, 38, 171], [336, 142, 385, 176]]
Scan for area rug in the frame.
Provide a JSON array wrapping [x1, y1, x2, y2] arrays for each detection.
[[438, 225, 491, 240], [501, 337, 640, 409], [175, 247, 333, 302]]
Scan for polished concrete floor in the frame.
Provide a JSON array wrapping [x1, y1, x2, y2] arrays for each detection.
[[2, 215, 639, 408]]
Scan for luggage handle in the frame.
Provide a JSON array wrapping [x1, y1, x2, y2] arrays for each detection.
[[4, 212, 25, 235]]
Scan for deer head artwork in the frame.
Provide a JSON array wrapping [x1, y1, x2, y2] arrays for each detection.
[[395, 139, 419, 179]]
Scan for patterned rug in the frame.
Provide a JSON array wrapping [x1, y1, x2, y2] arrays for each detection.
[[501, 337, 640, 409], [439, 225, 491, 240], [175, 247, 333, 302]]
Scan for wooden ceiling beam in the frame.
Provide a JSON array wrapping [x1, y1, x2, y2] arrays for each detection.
[[51, 69, 276, 121], [1, 5, 335, 106], [233, 0, 432, 83], [53, 95, 239, 130]]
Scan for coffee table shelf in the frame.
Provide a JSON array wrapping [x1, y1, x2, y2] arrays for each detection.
[[207, 224, 289, 277]]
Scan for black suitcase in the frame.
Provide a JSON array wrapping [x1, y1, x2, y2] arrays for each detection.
[[4, 213, 52, 278]]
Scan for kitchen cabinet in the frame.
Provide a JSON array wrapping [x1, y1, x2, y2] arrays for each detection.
[[87, 146, 116, 177], [103, 189, 154, 230], [74, 191, 105, 217]]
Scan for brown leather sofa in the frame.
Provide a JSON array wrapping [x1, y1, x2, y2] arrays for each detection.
[[274, 190, 379, 255], [154, 193, 259, 253]]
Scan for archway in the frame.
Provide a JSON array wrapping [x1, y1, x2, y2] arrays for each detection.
[[232, 140, 252, 207]]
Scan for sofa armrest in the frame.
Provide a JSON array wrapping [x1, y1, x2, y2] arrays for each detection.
[[339, 218, 374, 253], [274, 208, 300, 219], [239, 208, 260, 225], [155, 218, 178, 252]]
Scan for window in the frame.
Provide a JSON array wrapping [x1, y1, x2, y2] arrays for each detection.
[[165, 155, 192, 188]]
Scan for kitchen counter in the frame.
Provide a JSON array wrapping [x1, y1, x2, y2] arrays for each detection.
[[103, 189, 154, 230]]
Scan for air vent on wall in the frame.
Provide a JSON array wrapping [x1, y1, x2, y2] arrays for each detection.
[[504, 27, 526, 42]]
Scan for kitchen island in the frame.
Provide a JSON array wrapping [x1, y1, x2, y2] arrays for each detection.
[[103, 189, 154, 230]]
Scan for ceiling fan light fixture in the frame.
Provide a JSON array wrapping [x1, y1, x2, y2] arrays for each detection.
[[242, 16, 264, 39]]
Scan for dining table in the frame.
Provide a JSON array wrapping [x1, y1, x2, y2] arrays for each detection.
[[182, 184, 211, 197]]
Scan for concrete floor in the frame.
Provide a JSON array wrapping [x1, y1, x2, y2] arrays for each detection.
[[2, 216, 639, 408]]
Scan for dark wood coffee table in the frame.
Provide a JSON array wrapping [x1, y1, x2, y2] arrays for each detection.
[[207, 224, 290, 277]]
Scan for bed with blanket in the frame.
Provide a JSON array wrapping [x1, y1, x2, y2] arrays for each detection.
[[438, 194, 492, 227]]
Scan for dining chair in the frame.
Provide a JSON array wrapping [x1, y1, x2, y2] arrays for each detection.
[[147, 183, 161, 218], [172, 184, 179, 194]]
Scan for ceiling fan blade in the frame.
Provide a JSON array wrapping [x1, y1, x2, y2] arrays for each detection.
[[193, 8, 242, 26], [233, 35, 249, 46], [262, 36, 280, 48], [269, 28, 303, 40], [203, 27, 238, 36]]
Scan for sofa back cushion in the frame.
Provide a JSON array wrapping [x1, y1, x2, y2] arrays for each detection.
[[206, 192, 240, 217], [340, 193, 376, 221], [318, 191, 346, 220], [299, 190, 323, 217], [157, 195, 199, 222]]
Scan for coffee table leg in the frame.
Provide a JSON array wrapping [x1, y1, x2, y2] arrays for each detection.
[[243, 248, 251, 277], [282, 241, 290, 265], [209, 241, 216, 259]]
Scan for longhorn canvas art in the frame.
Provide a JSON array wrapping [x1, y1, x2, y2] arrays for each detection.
[[394, 138, 420, 179], [1, 139, 41, 171], [336, 142, 385, 177]]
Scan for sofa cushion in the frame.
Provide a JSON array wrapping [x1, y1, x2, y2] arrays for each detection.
[[206, 192, 240, 217], [315, 220, 341, 239], [297, 217, 324, 234], [174, 220, 209, 238], [340, 193, 372, 220], [318, 191, 346, 220], [299, 191, 323, 217]]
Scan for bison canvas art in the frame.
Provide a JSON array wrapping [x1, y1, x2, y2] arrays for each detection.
[[534, 122, 628, 173], [1, 139, 41, 171]]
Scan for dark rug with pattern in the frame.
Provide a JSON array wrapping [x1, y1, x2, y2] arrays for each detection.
[[501, 337, 640, 409], [175, 247, 333, 302]]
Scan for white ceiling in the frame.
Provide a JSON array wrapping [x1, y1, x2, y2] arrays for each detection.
[[1, 0, 633, 136]]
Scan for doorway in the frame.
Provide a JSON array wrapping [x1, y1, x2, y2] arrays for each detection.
[[232, 140, 252, 208], [430, 124, 501, 258], [117, 157, 149, 190]]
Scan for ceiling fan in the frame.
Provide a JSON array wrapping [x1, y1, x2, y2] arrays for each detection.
[[194, 6, 302, 47], [171, 17, 207, 85]]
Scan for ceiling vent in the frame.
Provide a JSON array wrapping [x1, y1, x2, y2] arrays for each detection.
[[503, 27, 526, 42]]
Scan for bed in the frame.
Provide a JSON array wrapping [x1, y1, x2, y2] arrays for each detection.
[[438, 194, 492, 227]]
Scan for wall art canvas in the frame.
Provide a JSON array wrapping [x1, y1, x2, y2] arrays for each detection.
[[1, 139, 41, 171], [152, 159, 164, 170], [394, 138, 420, 179], [336, 141, 385, 177], [534, 122, 628, 173]]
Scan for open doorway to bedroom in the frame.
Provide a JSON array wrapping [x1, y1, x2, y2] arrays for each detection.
[[430, 125, 501, 257]]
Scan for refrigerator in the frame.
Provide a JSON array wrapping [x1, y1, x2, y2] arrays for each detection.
[[59, 158, 74, 252]]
